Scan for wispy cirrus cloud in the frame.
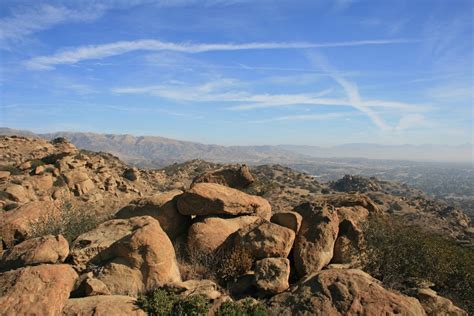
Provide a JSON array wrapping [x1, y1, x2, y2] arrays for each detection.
[[0, 4, 105, 48], [25, 38, 418, 70], [251, 112, 353, 123]]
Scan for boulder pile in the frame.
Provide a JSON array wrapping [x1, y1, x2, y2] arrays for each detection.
[[0, 136, 468, 315]]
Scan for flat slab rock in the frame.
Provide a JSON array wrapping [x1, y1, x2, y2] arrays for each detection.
[[177, 182, 271, 219]]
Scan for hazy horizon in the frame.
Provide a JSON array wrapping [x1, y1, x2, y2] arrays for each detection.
[[1, 0, 473, 147]]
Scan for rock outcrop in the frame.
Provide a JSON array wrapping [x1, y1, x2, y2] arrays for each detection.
[[0, 234, 68, 271], [115, 190, 190, 239], [0, 264, 78, 315], [187, 215, 262, 253], [192, 165, 254, 189], [71, 216, 181, 296], [254, 258, 290, 295], [292, 203, 339, 276], [268, 268, 426, 315]]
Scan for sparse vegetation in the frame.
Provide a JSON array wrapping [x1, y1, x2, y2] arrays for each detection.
[[215, 246, 254, 282], [362, 215, 474, 314], [136, 288, 209, 316], [29, 200, 100, 244], [0, 164, 22, 175], [217, 299, 268, 316]]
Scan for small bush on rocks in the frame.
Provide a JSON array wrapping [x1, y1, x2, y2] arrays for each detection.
[[137, 288, 209, 316], [217, 299, 268, 316]]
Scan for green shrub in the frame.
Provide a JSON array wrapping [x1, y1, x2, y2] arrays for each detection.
[[136, 288, 209, 316], [29, 201, 99, 244], [362, 215, 474, 314], [217, 299, 268, 316], [136, 289, 176, 315], [172, 295, 209, 316]]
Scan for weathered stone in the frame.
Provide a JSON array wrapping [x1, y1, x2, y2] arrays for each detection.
[[293, 203, 339, 276], [255, 258, 290, 295], [4, 184, 29, 203], [188, 215, 262, 253], [115, 190, 190, 239], [177, 183, 271, 219], [409, 288, 467, 316], [235, 221, 295, 260], [0, 171, 10, 180], [0, 264, 78, 315], [192, 165, 254, 189], [72, 272, 111, 297], [0, 200, 61, 247], [0, 235, 69, 271], [271, 211, 303, 233], [63, 295, 146, 316], [268, 269, 426, 316], [71, 216, 181, 296], [64, 169, 95, 196]]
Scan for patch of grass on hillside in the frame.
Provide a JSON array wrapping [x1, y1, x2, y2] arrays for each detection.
[[217, 299, 268, 316], [29, 201, 99, 244], [362, 215, 474, 314]]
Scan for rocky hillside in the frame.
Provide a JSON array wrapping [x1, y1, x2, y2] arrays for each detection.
[[0, 136, 472, 315]]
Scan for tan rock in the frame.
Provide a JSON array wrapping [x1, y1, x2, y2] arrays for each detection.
[[64, 169, 95, 196], [115, 190, 190, 239], [0, 171, 10, 180], [268, 269, 426, 316], [28, 174, 54, 191], [235, 221, 295, 259], [271, 211, 303, 233], [4, 184, 29, 203], [0, 264, 78, 315], [192, 165, 254, 189], [72, 272, 111, 297], [71, 216, 181, 296], [0, 235, 69, 271], [188, 215, 262, 253], [177, 183, 271, 219], [410, 288, 467, 316], [0, 200, 61, 247], [63, 295, 146, 316], [293, 202, 339, 277], [255, 258, 290, 295]]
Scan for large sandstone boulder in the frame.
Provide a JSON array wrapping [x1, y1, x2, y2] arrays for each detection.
[[0, 264, 78, 315], [70, 216, 181, 296], [0, 234, 69, 271], [0, 200, 61, 247], [72, 272, 111, 297], [268, 268, 426, 315], [188, 215, 262, 253], [192, 165, 254, 189], [271, 211, 303, 233], [177, 183, 271, 219], [234, 221, 295, 260], [254, 258, 290, 295], [63, 295, 146, 316], [293, 203, 339, 277], [115, 190, 190, 239]]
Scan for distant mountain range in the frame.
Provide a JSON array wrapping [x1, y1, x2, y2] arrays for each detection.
[[1, 127, 472, 166]]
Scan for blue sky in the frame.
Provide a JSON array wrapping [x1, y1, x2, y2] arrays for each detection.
[[0, 0, 472, 146]]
